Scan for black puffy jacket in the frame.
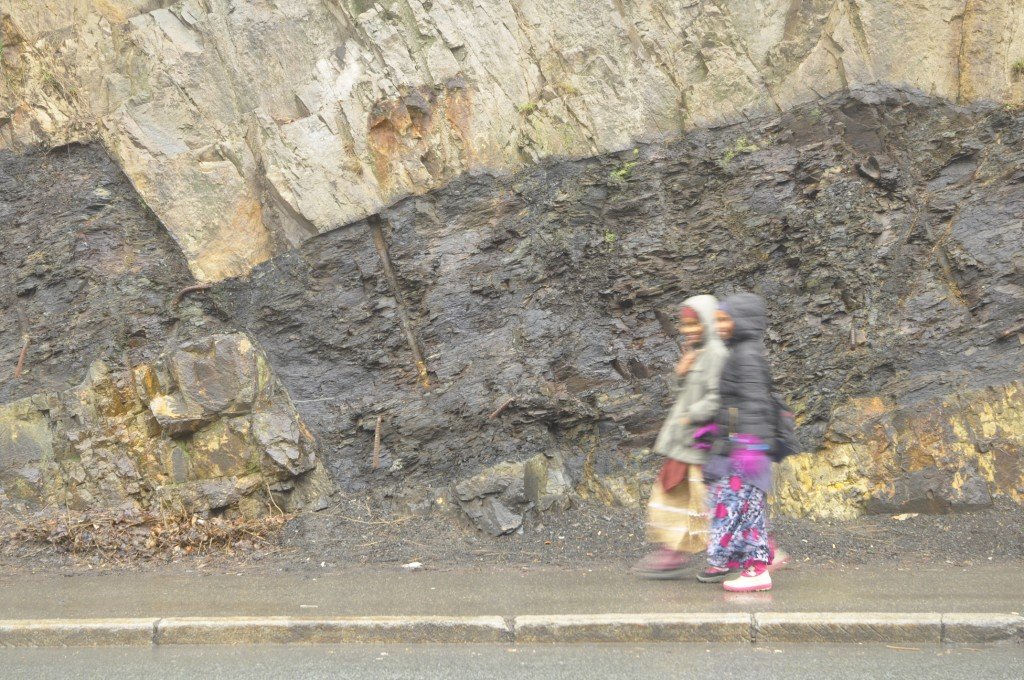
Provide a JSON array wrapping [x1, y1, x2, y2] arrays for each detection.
[[704, 293, 775, 491]]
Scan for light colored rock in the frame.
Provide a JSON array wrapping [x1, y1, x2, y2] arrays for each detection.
[[0, 396, 57, 505], [458, 496, 523, 536], [774, 382, 1024, 519], [452, 460, 527, 534], [523, 453, 573, 511], [453, 461, 524, 502], [4, 1, 1024, 280], [0, 333, 332, 516]]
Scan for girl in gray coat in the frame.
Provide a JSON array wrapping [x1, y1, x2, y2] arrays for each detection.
[[636, 295, 728, 578]]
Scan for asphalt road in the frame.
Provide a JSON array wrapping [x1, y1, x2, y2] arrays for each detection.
[[3, 643, 1021, 679]]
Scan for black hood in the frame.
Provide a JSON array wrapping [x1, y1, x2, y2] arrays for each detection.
[[721, 293, 767, 343]]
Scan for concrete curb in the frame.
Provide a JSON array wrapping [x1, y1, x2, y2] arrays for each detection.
[[155, 616, 512, 645], [941, 613, 1024, 643], [754, 613, 943, 643], [0, 619, 157, 647], [515, 613, 751, 643], [0, 613, 1020, 647]]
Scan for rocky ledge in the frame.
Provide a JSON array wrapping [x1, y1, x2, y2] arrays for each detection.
[[2, 88, 1023, 533]]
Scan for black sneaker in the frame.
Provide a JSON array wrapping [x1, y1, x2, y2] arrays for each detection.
[[696, 566, 737, 583]]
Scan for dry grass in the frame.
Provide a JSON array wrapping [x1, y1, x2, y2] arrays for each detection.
[[7, 506, 290, 563]]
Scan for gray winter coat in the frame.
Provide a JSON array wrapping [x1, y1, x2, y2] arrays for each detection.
[[704, 293, 775, 491], [652, 295, 728, 465]]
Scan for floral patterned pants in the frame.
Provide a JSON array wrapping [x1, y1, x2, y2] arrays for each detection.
[[706, 474, 770, 569]]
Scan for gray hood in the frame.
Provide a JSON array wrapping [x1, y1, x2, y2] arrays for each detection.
[[720, 293, 767, 344], [681, 294, 725, 353]]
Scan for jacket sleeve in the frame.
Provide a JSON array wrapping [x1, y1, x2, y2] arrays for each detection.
[[729, 348, 775, 441], [683, 350, 725, 424]]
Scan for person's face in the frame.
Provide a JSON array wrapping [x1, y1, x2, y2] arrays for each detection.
[[715, 310, 734, 341], [678, 310, 703, 346]]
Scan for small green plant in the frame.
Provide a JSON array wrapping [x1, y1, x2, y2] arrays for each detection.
[[244, 456, 263, 476], [608, 159, 638, 184], [555, 81, 580, 96], [719, 137, 759, 168], [0, 32, 7, 89], [517, 101, 537, 115], [603, 230, 617, 244], [1012, 59, 1024, 78]]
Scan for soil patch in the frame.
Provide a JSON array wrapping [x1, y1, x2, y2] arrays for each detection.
[[4, 498, 1021, 575]]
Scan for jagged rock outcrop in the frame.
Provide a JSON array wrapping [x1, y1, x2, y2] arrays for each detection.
[[2, 1, 1024, 281], [0, 334, 332, 516], [0, 144, 331, 518], [452, 452, 572, 534], [212, 88, 1024, 519]]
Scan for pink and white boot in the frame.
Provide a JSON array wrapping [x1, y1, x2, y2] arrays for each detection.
[[722, 565, 772, 592]]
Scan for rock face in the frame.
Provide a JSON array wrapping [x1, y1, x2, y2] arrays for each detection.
[[213, 88, 1024, 519], [0, 144, 331, 517], [453, 453, 573, 535], [2, 56, 1023, 522], [776, 383, 1024, 518], [0, 335, 332, 516], [3, 1, 1024, 281]]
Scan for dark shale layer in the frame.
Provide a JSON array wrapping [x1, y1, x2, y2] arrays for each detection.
[[1, 86, 1022, 526], [208, 87, 1024, 505], [0, 143, 203, 403]]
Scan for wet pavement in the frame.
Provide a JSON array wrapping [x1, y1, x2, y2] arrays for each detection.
[[1, 562, 1021, 620]]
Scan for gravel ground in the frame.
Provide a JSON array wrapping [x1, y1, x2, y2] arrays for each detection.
[[277, 494, 1024, 570], [5, 495, 1021, 575]]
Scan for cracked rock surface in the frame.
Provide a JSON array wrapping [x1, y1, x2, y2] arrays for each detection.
[[2, 1, 1024, 281], [211, 88, 1024, 519], [0, 144, 331, 517]]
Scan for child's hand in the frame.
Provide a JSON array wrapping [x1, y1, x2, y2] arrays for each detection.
[[675, 351, 697, 376]]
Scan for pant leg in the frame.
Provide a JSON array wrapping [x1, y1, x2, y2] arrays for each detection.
[[705, 476, 744, 568], [727, 484, 770, 567], [706, 475, 771, 567]]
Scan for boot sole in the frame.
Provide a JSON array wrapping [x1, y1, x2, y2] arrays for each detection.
[[635, 566, 692, 580], [723, 580, 772, 592], [696, 571, 737, 583]]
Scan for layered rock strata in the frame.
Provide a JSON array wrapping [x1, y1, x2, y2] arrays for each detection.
[[213, 88, 1024, 519], [2, 1, 1024, 281], [2, 88, 1022, 521], [0, 145, 331, 517]]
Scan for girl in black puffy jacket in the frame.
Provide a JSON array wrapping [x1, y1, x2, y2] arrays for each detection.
[[699, 293, 776, 592]]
